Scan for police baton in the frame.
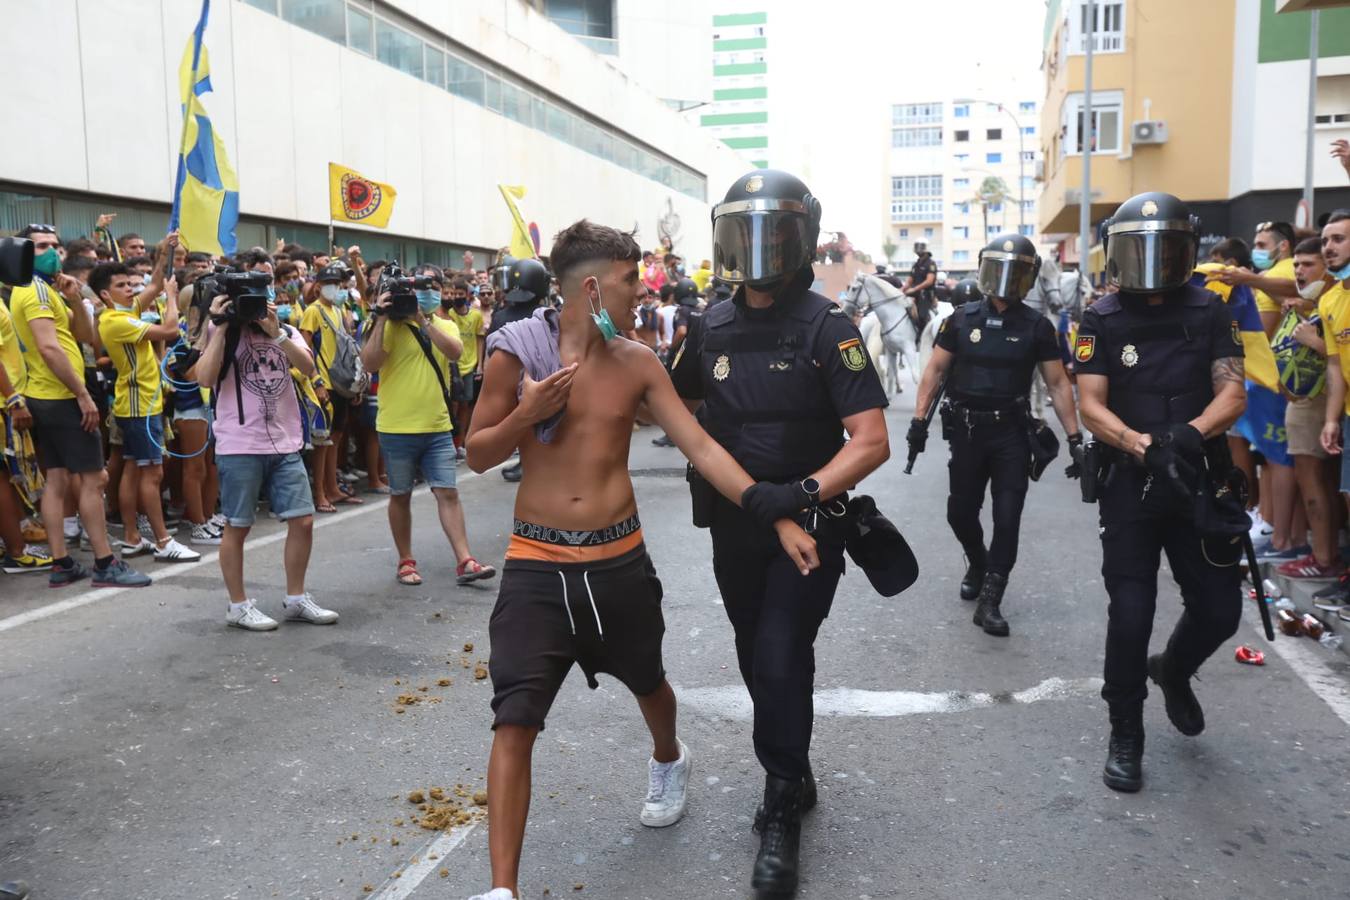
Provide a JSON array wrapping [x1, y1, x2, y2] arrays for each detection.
[[904, 379, 945, 475], [1241, 531, 1277, 642]]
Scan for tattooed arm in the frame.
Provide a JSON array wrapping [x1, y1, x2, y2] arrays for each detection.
[[1188, 356, 1246, 439]]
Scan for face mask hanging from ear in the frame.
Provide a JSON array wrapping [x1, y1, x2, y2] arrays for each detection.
[[588, 279, 617, 341]]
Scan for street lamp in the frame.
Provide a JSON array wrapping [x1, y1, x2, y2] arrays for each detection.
[[953, 98, 1026, 229]]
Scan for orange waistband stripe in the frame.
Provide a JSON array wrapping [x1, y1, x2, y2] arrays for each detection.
[[506, 528, 644, 563]]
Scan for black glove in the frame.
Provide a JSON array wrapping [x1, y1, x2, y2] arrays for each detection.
[[741, 480, 811, 528], [906, 418, 928, 455], [1065, 433, 1084, 479], [1166, 423, 1204, 459], [1143, 432, 1199, 500]]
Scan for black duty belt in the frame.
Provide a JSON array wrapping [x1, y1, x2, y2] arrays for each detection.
[[946, 399, 1026, 426]]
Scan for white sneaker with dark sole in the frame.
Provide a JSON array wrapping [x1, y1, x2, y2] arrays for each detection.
[[640, 739, 691, 827], [466, 890, 515, 900], [282, 593, 338, 625], [154, 537, 201, 562], [117, 537, 155, 557], [189, 523, 223, 546], [226, 601, 278, 631]]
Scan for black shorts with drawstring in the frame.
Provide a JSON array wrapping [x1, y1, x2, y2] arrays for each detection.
[[488, 543, 666, 730]]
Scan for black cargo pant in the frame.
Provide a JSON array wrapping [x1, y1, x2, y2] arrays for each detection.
[[1098, 474, 1244, 715], [709, 498, 846, 780], [946, 418, 1030, 578]]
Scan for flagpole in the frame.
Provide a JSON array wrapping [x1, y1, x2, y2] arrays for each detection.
[[328, 220, 335, 257]]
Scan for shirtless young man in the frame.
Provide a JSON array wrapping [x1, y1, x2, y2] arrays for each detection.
[[464, 220, 818, 900]]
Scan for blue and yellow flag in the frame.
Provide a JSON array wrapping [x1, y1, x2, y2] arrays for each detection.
[[498, 185, 537, 259], [1193, 264, 1279, 391], [170, 0, 238, 258]]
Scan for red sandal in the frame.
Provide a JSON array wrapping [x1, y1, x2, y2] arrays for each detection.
[[456, 557, 497, 585], [397, 558, 422, 586]]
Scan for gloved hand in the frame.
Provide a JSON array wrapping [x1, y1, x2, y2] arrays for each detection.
[[741, 480, 812, 528], [1166, 423, 1204, 459], [1065, 433, 1084, 479], [906, 417, 928, 455], [1143, 431, 1199, 500]]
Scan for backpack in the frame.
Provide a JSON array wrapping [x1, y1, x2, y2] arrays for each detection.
[[316, 307, 369, 399]]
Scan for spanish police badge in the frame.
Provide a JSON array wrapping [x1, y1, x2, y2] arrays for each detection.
[[1121, 343, 1140, 367], [837, 338, 866, 372], [970, 328, 982, 344], [1075, 335, 1095, 363], [713, 354, 731, 381]]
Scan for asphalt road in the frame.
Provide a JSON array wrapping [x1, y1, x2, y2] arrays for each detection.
[[2, 391, 1350, 900]]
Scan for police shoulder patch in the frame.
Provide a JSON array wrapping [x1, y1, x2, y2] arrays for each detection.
[[1230, 320, 1242, 346], [837, 337, 866, 372], [1075, 335, 1095, 363], [829, 306, 846, 316]]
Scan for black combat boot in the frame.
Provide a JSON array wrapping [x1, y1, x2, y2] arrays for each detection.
[[1102, 712, 1145, 793], [752, 775, 804, 896], [1147, 652, 1204, 736], [754, 767, 816, 834], [959, 550, 987, 601], [972, 572, 1009, 636]]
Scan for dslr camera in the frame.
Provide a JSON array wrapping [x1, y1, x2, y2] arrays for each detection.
[[376, 262, 419, 320], [201, 267, 273, 324]]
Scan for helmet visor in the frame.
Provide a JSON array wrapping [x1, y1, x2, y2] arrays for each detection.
[[712, 210, 810, 286], [977, 253, 1039, 301], [1106, 232, 1196, 292]]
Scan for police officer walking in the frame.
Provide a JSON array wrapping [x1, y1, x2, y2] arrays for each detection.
[[670, 170, 890, 897], [909, 235, 1082, 637], [1074, 192, 1248, 793]]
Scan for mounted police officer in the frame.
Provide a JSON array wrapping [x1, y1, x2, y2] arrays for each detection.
[[670, 170, 890, 897], [903, 241, 938, 330], [909, 234, 1082, 637], [1074, 192, 1248, 794]]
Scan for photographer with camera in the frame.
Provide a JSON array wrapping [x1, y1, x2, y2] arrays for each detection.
[[360, 264, 496, 587], [193, 272, 339, 631], [300, 264, 363, 513]]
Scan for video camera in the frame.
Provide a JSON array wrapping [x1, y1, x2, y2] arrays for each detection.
[[0, 237, 34, 286], [201, 267, 273, 325], [376, 262, 419, 320]]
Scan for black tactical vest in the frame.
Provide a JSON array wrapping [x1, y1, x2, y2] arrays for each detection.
[[947, 300, 1041, 406], [1089, 285, 1217, 434], [698, 289, 844, 481]]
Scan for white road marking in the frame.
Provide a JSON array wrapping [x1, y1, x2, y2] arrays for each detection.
[[1244, 603, 1350, 729], [0, 464, 502, 635], [370, 824, 478, 900], [674, 676, 1105, 720]]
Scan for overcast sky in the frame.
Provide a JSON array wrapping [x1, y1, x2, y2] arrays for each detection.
[[757, 0, 1049, 260]]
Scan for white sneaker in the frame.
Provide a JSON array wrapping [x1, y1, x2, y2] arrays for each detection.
[[282, 593, 338, 625], [154, 537, 201, 562], [117, 537, 155, 557], [226, 601, 278, 631], [189, 523, 222, 546], [62, 517, 81, 542], [1249, 510, 1273, 540], [209, 513, 228, 532], [640, 739, 690, 827], [467, 890, 515, 900]]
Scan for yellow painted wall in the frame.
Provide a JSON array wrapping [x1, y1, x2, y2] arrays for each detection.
[[1039, 0, 1235, 234]]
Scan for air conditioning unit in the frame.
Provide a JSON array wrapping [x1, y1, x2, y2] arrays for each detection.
[[1131, 120, 1169, 146]]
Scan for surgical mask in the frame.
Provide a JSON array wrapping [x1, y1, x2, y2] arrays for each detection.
[[320, 284, 342, 303], [140, 310, 161, 324], [588, 280, 617, 341], [276, 303, 293, 322], [113, 303, 134, 314], [285, 278, 302, 295], [1332, 261, 1350, 282], [33, 248, 61, 277], [265, 285, 276, 301], [415, 289, 440, 314], [1251, 249, 1274, 271], [1298, 279, 1327, 301], [143, 273, 154, 286]]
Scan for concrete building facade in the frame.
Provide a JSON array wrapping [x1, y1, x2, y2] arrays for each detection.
[[0, 0, 745, 266]]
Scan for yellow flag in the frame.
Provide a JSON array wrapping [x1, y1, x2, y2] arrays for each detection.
[[498, 184, 537, 259], [329, 163, 397, 229]]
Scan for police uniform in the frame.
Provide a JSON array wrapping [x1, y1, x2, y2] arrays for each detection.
[[1076, 191, 1246, 794], [928, 238, 1068, 637], [673, 169, 887, 896], [909, 251, 937, 326]]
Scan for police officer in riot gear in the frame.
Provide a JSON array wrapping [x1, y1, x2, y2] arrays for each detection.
[[1075, 192, 1247, 794], [670, 170, 889, 897], [490, 256, 549, 336], [903, 241, 938, 329], [910, 234, 1082, 636]]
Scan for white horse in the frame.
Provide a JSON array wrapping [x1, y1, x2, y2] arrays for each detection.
[[1020, 258, 1067, 418], [842, 274, 953, 395]]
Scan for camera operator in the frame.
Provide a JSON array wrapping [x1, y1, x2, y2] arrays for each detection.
[[360, 267, 496, 587], [193, 278, 339, 632]]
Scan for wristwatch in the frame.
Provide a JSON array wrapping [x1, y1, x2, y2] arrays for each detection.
[[799, 477, 821, 505]]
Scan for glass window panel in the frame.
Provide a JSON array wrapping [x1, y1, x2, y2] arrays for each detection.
[[447, 53, 485, 105], [484, 74, 501, 111], [282, 0, 345, 43], [376, 19, 423, 77], [613, 139, 638, 172], [545, 103, 572, 141], [424, 45, 445, 88], [347, 6, 373, 54], [243, 0, 278, 12], [531, 96, 548, 130], [500, 81, 529, 125]]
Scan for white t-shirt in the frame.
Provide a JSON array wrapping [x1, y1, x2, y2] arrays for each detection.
[[657, 305, 676, 345]]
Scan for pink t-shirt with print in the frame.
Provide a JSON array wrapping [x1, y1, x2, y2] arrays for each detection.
[[209, 323, 310, 456]]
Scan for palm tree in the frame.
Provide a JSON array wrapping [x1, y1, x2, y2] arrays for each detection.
[[881, 236, 898, 266], [972, 175, 1012, 245]]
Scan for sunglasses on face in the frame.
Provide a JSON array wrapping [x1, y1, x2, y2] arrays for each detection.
[[24, 224, 57, 235]]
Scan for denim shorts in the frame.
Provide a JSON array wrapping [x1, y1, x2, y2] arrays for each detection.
[[116, 415, 164, 466], [379, 430, 458, 495], [173, 404, 212, 423], [217, 452, 316, 527]]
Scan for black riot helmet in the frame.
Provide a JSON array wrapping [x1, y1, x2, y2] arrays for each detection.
[[1102, 192, 1201, 293], [913, 241, 929, 257], [711, 169, 822, 288], [977, 233, 1041, 302], [673, 277, 700, 306], [951, 278, 983, 305], [493, 255, 518, 293], [505, 257, 550, 304]]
